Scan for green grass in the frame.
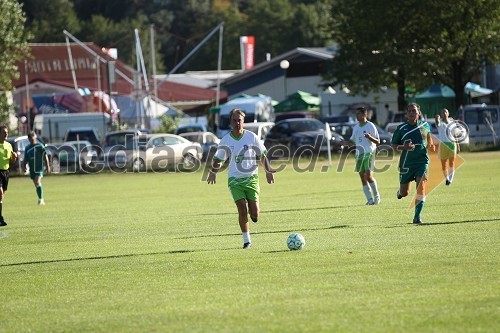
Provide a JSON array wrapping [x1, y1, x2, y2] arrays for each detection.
[[1, 152, 499, 332]]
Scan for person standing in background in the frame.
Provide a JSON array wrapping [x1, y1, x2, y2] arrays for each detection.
[[341, 107, 381, 205], [0, 125, 18, 226], [435, 108, 458, 186]]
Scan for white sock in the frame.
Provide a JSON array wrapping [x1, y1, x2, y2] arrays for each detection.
[[242, 232, 251, 244], [449, 168, 455, 182], [442, 169, 449, 180], [362, 185, 372, 202], [369, 180, 379, 198]]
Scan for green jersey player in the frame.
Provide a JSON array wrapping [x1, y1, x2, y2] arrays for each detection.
[[23, 132, 51, 205], [391, 103, 435, 224], [208, 109, 275, 249]]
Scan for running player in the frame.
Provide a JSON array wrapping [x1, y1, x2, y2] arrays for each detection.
[[23, 132, 51, 205], [435, 108, 458, 186], [207, 109, 275, 249], [391, 103, 435, 224]]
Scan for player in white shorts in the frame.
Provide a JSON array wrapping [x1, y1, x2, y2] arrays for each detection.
[[208, 109, 275, 249]]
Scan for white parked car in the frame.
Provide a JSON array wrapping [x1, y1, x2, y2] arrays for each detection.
[[243, 122, 275, 145], [179, 132, 220, 161], [106, 133, 202, 171]]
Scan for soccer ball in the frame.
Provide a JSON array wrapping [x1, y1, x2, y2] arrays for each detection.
[[287, 233, 305, 251]]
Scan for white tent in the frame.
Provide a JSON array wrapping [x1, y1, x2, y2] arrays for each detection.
[[464, 82, 493, 98]]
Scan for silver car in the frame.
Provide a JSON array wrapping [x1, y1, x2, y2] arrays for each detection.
[[179, 132, 220, 161], [106, 133, 202, 172]]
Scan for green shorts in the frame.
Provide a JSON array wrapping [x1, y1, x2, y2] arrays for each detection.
[[355, 153, 374, 173], [30, 172, 44, 180], [399, 163, 429, 184], [228, 175, 260, 202]]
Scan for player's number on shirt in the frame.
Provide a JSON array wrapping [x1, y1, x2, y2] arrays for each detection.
[[235, 154, 244, 164]]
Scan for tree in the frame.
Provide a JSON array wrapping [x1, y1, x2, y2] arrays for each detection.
[[422, 0, 500, 106], [0, 0, 31, 124], [22, 0, 80, 42], [324, 0, 500, 110]]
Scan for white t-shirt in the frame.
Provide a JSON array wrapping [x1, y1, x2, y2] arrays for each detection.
[[437, 117, 454, 143], [214, 130, 266, 179], [349, 121, 379, 156]]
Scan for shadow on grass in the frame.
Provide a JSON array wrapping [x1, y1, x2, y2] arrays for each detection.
[[176, 225, 351, 240], [0, 249, 199, 267], [188, 205, 354, 217], [262, 250, 291, 253], [385, 218, 500, 228]]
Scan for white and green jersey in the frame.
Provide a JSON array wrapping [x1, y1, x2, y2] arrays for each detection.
[[349, 121, 379, 156], [214, 129, 266, 179], [437, 117, 454, 143]]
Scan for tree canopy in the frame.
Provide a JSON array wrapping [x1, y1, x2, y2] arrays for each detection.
[[12, 0, 500, 109], [0, 0, 31, 124], [324, 0, 500, 108], [1, 0, 31, 91]]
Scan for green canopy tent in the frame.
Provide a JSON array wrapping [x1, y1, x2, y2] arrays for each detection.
[[415, 84, 456, 118], [274, 90, 320, 113]]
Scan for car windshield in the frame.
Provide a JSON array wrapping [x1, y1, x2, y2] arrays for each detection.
[[106, 133, 136, 147], [182, 134, 202, 143], [289, 120, 324, 132], [245, 127, 258, 135], [333, 124, 353, 138]]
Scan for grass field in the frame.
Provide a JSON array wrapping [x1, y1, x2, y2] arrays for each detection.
[[0, 152, 499, 332]]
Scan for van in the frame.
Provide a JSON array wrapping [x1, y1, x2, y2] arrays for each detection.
[[216, 95, 274, 138], [33, 112, 110, 143], [64, 127, 102, 148], [104, 129, 150, 151], [458, 104, 500, 144]]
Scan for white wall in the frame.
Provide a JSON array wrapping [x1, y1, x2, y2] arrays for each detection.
[[321, 86, 398, 124], [228, 76, 324, 102]]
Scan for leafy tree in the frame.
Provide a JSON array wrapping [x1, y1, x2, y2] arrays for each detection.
[[156, 114, 179, 134], [78, 13, 165, 72], [17, 0, 338, 75], [0, 0, 31, 124], [244, 0, 334, 64], [324, 0, 500, 109], [181, 6, 246, 71], [421, 0, 500, 106], [22, 0, 80, 42], [72, 0, 140, 22]]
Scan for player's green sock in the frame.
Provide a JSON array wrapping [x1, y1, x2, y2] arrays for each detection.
[[414, 200, 425, 220], [36, 185, 43, 199]]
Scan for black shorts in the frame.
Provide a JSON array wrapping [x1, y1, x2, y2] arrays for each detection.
[[0, 170, 10, 192]]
